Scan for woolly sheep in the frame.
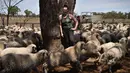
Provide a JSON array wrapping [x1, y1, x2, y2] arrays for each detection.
[[0, 49, 48, 73], [98, 45, 125, 73], [1, 44, 37, 56], [48, 41, 86, 72], [98, 37, 127, 73], [65, 41, 86, 72], [98, 42, 116, 54]]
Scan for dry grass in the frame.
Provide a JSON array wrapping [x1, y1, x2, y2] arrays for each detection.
[[0, 17, 40, 26]]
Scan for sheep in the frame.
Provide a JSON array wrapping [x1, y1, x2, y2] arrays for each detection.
[[0, 44, 37, 56], [0, 49, 48, 73], [81, 30, 92, 42], [98, 42, 116, 54], [127, 36, 130, 52], [6, 40, 24, 47], [99, 31, 117, 43], [0, 35, 8, 42], [65, 41, 86, 71], [48, 41, 86, 72], [80, 32, 102, 64], [98, 46, 125, 73], [98, 37, 127, 73], [80, 23, 92, 31], [126, 27, 130, 37], [0, 49, 2, 56], [80, 41, 101, 64]]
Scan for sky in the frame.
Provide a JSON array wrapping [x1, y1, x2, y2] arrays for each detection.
[[75, 0, 130, 15], [18, 0, 39, 15], [1, 0, 130, 15]]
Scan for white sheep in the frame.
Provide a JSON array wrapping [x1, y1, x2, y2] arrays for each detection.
[[98, 45, 124, 73], [98, 42, 116, 54], [0, 44, 37, 56], [98, 37, 127, 73]]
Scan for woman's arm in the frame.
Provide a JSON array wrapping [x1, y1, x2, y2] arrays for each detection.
[[59, 15, 63, 37], [69, 14, 78, 30]]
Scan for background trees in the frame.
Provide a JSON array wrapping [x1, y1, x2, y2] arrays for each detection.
[[8, 6, 20, 16], [2, 0, 23, 25], [24, 9, 32, 17], [93, 11, 128, 19]]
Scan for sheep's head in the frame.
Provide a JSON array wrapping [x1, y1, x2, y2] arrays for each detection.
[[98, 53, 108, 65], [37, 49, 48, 63], [75, 41, 86, 50], [98, 46, 105, 54], [27, 44, 37, 53], [84, 42, 98, 53], [74, 41, 86, 56], [119, 37, 127, 45], [81, 31, 92, 42]]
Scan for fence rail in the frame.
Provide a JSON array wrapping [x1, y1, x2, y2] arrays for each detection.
[[15, 22, 40, 28], [0, 22, 40, 29]]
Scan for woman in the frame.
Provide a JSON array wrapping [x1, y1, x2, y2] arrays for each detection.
[[59, 5, 78, 48]]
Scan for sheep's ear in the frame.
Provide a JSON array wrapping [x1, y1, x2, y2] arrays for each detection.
[[99, 47, 104, 54], [126, 38, 128, 43], [81, 42, 87, 50], [80, 43, 85, 50]]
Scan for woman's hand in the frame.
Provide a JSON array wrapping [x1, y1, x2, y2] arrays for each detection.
[[71, 28, 77, 31], [69, 14, 78, 31], [61, 33, 64, 37]]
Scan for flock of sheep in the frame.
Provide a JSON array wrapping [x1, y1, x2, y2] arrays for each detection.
[[78, 22, 130, 73], [0, 22, 130, 73], [0, 25, 45, 73]]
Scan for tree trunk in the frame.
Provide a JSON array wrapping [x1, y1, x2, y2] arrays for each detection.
[[7, 10, 10, 26], [65, 0, 76, 13], [39, 0, 76, 51]]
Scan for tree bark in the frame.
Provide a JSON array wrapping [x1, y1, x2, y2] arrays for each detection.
[[65, 0, 76, 13], [39, 0, 76, 51]]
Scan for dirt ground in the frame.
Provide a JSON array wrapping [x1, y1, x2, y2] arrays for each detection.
[[31, 56, 130, 73]]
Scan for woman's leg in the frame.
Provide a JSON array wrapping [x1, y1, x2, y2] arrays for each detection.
[[61, 29, 70, 48], [69, 30, 75, 46]]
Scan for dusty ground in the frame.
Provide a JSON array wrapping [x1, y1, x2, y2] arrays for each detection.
[[31, 56, 130, 73]]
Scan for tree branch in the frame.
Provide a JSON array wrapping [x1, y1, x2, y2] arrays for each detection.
[[3, 0, 9, 7], [13, 0, 23, 6]]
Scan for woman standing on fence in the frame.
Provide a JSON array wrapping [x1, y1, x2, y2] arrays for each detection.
[[59, 5, 78, 48]]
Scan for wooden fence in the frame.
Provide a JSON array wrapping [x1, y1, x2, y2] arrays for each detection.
[[15, 22, 40, 28]]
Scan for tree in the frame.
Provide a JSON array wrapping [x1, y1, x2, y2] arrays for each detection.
[[2, 0, 23, 26], [8, 6, 20, 16], [24, 9, 32, 17], [0, 0, 6, 26], [65, 0, 76, 14], [39, 0, 76, 51], [128, 12, 130, 19], [32, 13, 36, 17], [102, 11, 127, 19]]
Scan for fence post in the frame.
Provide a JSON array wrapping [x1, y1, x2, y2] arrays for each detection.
[[2, 17, 5, 27], [15, 22, 18, 25], [20, 23, 22, 28], [32, 23, 34, 30]]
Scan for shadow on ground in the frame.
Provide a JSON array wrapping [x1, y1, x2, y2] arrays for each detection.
[[31, 57, 130, 73]]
